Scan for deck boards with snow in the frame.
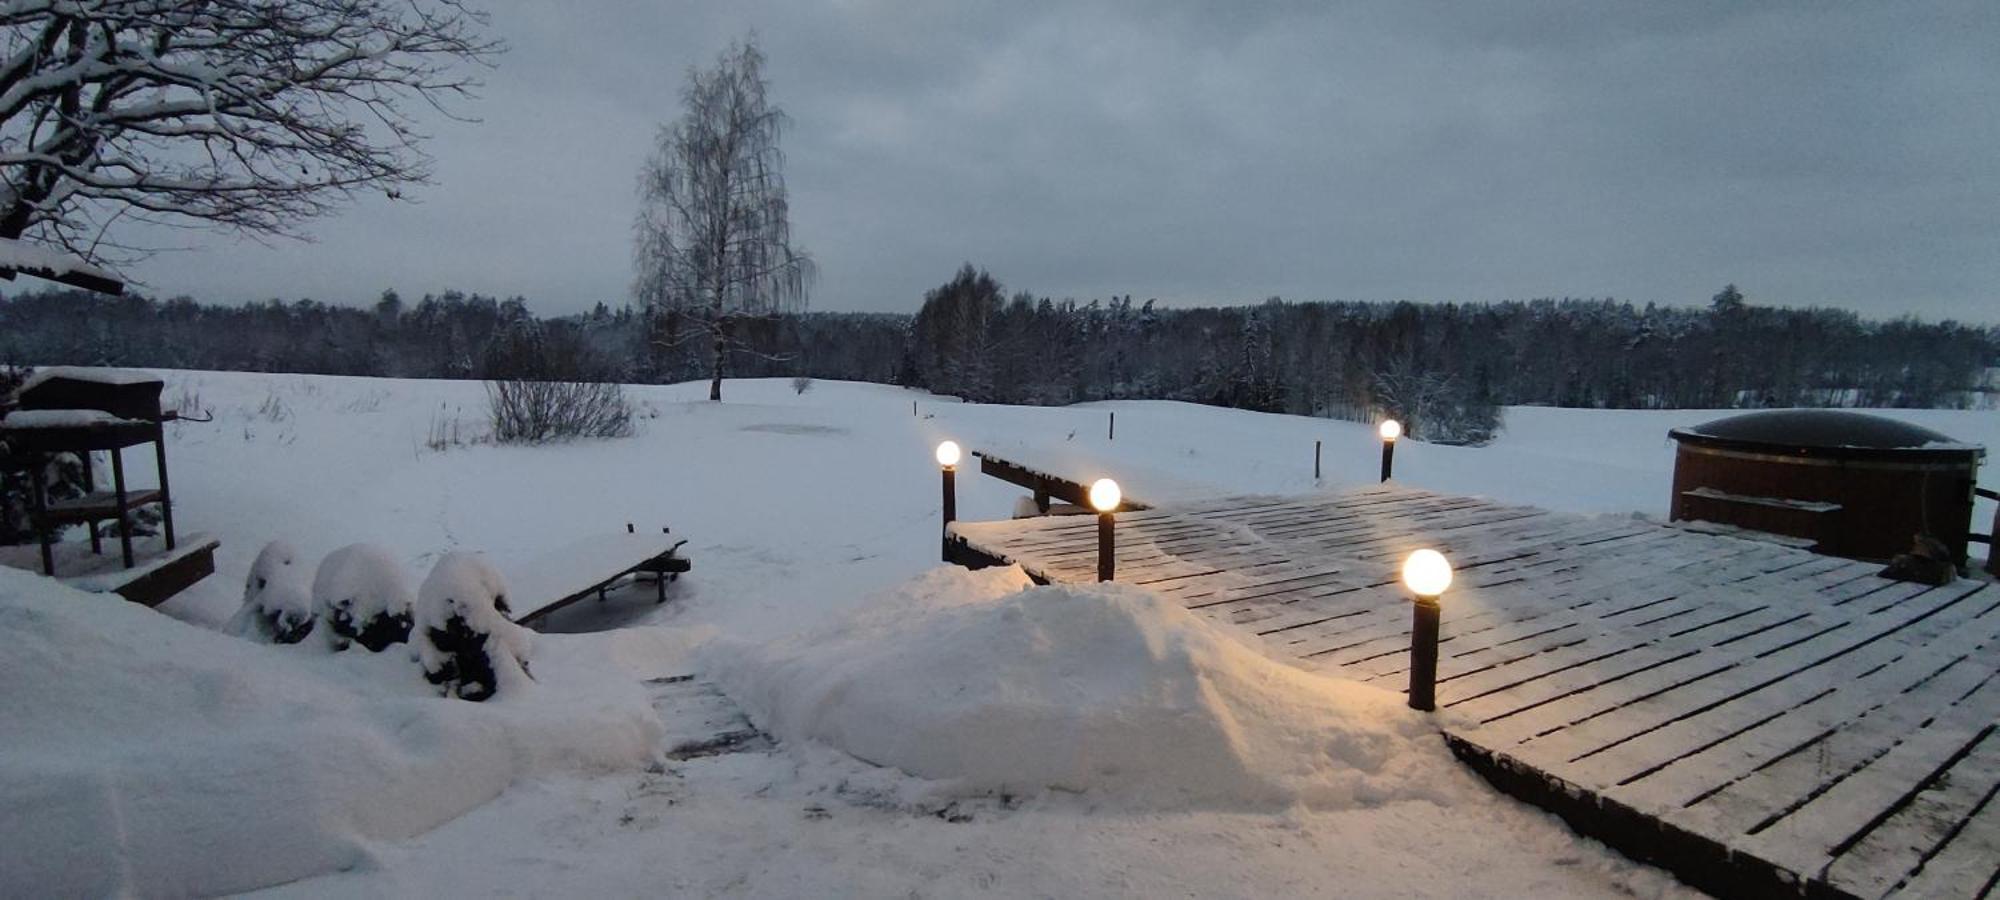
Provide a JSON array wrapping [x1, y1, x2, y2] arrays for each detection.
[[947, 483, 2000, 900]]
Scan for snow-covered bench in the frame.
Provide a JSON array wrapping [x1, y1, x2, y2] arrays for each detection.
[[501, 528, 690, 627]]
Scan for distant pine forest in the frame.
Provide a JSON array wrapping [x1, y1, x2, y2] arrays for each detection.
[[3, 271, 1994, 445]]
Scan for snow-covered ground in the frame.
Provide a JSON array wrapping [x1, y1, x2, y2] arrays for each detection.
[[4, 370, 1995, 897]]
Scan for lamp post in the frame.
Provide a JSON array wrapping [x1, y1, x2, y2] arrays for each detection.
[[1378, 419, 1401, 482], [936, 440, 961, 561], [1401, 548, 1453, 711], [1090, 477, 1122, 582]]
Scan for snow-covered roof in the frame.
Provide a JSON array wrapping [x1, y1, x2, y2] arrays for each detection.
[[0, 236, 123, 294]]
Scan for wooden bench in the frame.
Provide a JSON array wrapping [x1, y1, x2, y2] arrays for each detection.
[[504, 526, 691, 627]]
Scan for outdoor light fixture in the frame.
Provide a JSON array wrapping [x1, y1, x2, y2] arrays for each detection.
[[1378, 419, 1401, 482], [937, 441, 961, 561], [1090, 477, 1121, 582], [1400, 548, 1452, 711]]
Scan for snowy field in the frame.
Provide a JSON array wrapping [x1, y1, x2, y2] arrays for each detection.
[[5, 369, 1997, 898]]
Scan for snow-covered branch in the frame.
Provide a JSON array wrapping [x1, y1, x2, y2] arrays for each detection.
[[0, 0, 501, 264]]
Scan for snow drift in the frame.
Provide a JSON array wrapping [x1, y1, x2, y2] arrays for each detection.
[[710, 565, 1458, 811], [0, 567, 661, 897]]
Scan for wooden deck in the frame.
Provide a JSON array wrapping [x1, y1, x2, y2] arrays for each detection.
[[947, 484, 2000, 900]]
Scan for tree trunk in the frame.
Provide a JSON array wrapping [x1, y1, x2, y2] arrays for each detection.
[[709, 314, 726, 401]]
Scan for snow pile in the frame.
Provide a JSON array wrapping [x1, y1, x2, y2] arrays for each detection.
[[415, 552, 533, 701], [0, 566, 660, 897], [313, 542, 414, 651], [0, 408, 146, 429], [226, 539, 316, 643], [711, 566, 1457, 811]]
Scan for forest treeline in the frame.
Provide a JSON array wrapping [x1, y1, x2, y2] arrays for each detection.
[[2, 273, 1994, 445]]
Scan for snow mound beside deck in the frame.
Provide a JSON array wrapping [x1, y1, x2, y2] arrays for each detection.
[[0, 567, 661, 898], [712, 565, 1456, 810]]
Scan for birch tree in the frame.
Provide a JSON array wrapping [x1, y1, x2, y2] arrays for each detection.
[[633, 38, 812, 402], [0, 0, 500, 264]]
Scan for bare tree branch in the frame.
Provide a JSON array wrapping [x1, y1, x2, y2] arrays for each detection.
[[0, 0, 502, 268]]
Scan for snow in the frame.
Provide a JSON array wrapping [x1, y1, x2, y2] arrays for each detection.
[[0, 408, 146, 429], [711, 566, 1459, 811], [226, 539, 316, 643], [413, 551, 533, 700], [0, 565, 659, 898], [15, 364, 161, 391], [8, 369, 1995, 897], [501, 531, 682, 621], [312, 542, 416, 651], [0, 237, 121, 287], [1682, 485, 1843, 513]]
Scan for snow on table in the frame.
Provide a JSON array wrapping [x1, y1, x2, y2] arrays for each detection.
[[949, 483, 2000, 899], [500, 531, 685, 624], [0, 408, 149, 429], [16, 365, 161, 391]]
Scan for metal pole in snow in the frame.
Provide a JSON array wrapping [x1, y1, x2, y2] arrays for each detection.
[[1380, 440, 1395, 483], [941, 466, 957, 562], [1097, 512, 1116, 582], [1108, 412, 1115, 441], [1315, 440, 1322, 480], [1408, 595, 1440, 711]]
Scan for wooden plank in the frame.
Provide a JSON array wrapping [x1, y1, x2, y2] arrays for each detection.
[[1886, 780, 2000, 899], [1828, 725, 2000, 899], [1501, 579, 1946, 776], [1461, 568, 1923, 750], [1600, 590, 2000, 816], [1672, 660, 1992, 839]]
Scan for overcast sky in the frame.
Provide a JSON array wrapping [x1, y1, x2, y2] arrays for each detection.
[[121, 1, 1999, 322]]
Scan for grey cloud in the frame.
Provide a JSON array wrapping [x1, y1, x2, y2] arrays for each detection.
[[118, 0, 1999, 322]]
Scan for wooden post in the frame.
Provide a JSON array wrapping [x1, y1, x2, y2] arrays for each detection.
[[30, 459, 53, 575], [1989, 502, 2000, 577], [1097, 512, 1115, 582], [1314, 440, 1322, 480], [912, 401, 917, 417], [1380, 440, 1395, 483], [153, 424, 175, 550], [941, 466, 957, 561], [83, 450, 100, 555], [111, 446, 134, 568], [1108, 411, 1115, 441], [1408, 595, 1440, 711]]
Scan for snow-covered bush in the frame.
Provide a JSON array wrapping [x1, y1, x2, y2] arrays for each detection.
[[226, 540, 316, 644], [312, 543, 415, 652], [414, 552, 532, 701]]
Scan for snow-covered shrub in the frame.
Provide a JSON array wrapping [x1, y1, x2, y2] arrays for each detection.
[[226, 540, 316, 644], [413, 552, 532, 701], [312, 543, 414, 652]]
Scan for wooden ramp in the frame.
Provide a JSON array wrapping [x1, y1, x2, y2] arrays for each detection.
[[948, 484, 2000, 900]]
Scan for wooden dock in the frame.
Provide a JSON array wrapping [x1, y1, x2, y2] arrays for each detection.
[[947, 483, 2000, 900]]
